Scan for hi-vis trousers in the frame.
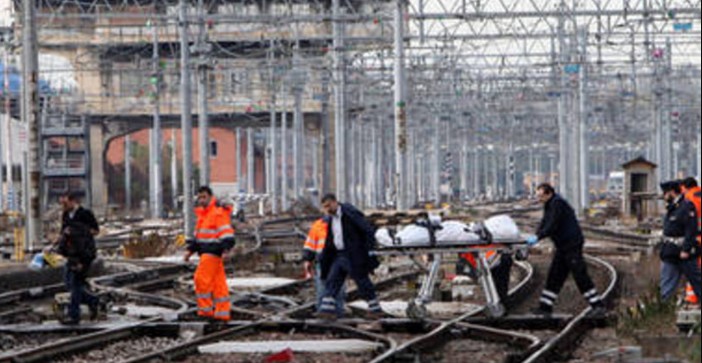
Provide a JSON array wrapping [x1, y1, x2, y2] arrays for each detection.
[[194, 254, 231, 321]]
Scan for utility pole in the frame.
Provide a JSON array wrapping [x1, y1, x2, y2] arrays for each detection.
[[394, 0, 408, 211], [281, 83, 288, 211], [3, 38, 12, 210], [247, 128, 255, 194], [578, 28, 590, 211], [320, 69, 330, 195], [432, 117, 440, 204], [0, 44, 5, 211], [268, 40, 278, 215], [150, 18, 163, 219], [332, 0, 347, 201], [179, 0, 194, 237], [170, 129, 178, 212], [196, 0, 210, 187], [556, 0, 573, 207], [293, 41, 303, 200], [663, 38, 673, 180], [125, 135, 132, 211], [22, 0, 41, 251], [236, 127, 242, 193]]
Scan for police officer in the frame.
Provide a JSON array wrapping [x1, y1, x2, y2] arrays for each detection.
[[527, 183, 606, 316], [658, 180, 702, 302]]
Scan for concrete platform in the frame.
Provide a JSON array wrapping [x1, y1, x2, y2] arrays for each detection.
[[198, 340, 384, 354], [226, 278, 298, 291], [119, 303, 178, 318]]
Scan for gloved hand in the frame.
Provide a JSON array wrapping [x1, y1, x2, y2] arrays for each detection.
[[526, 235, 539, 246]]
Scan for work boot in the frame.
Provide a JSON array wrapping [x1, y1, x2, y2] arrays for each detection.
[[531, 306, 553, 317], [586, 306, 607, 319]]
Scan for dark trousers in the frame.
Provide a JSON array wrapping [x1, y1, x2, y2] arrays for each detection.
[[320, 253, 380, 313], [493, 254, 514, 302], [64, 264, 98, 322], [660, 258, 702, 301], [540, 248, 603, 310]]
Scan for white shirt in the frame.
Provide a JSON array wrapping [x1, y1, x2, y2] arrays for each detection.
[[331, 207, 345, 251], [69, 206, 79, 220]]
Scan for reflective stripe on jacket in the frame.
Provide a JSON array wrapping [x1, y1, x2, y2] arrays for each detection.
[[188, 198, 236, 256]]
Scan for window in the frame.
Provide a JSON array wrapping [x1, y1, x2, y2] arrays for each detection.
[[210, 140, 218, 157], [229, 70, 250, 95]]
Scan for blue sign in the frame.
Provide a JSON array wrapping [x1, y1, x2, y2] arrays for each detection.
[[673, 23, 693, 32], [564, 64, 581, 74]]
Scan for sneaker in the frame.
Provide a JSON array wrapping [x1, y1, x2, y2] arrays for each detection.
[[89, 300, 107, 321], [315, 311, 338, 322]]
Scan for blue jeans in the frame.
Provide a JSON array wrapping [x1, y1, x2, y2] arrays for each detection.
[[319, 253, 380, 314], [660, 259, 702, 301], [315, 265, 346, 317], [64, 264, 98, 322]]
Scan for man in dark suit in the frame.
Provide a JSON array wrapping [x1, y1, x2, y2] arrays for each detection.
[[316, 194, 382, 321]]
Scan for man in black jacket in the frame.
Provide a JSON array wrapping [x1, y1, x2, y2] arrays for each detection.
[[48, 192, 101, 325], [317, 194, 382, 321], [659, 180, 701, 301], [528, 183, 605, 316]]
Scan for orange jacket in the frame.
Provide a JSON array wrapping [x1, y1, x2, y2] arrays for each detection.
[[683, 186, 701, 240], [302, 219, 328, 262], [188, 198, 236, 256]]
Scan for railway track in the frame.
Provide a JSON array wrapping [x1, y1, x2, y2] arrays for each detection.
[[1, 212, 626, 363], [369, 261, 535, 362], [368, 255, 618, 363]]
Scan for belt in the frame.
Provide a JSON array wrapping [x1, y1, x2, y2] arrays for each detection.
[[663, 237, 685, 246]]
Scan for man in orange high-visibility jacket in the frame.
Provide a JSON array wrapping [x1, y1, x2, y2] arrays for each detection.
[[457, 247, 513, 302], [681, 177, 701, 306], [184, 186, 236, 321], [302, 218, 346, 317]]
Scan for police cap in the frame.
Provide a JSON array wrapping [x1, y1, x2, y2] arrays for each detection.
[[660, 180, 682, 193]]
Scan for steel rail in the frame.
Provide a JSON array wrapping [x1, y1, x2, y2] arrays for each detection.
[[370, 261, 535, 362], [122, 320, 396, 363], [520, 255, 619, 363]]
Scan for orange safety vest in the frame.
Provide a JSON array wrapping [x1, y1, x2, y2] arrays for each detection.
[[193, 198, 235, 255], [683, 186, 701, 305], [461, 246, 500, 269], [683, 186, 701, 234], [304, 219, 328, 255]]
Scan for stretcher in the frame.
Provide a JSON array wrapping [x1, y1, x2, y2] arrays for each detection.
[[372, 215, 529, 319]]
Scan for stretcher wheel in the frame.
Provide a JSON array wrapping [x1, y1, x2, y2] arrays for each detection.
[[515, 247, 529, 262], [407, 299, 428, 320], [487, 303, 506, 318]]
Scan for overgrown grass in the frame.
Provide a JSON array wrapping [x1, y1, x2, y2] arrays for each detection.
[[616, 284, 678, 337], [617, 283, 701, 361], [686, 337, 701, 363]]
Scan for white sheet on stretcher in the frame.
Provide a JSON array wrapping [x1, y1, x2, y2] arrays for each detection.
[[375, 215, 521, 248]]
